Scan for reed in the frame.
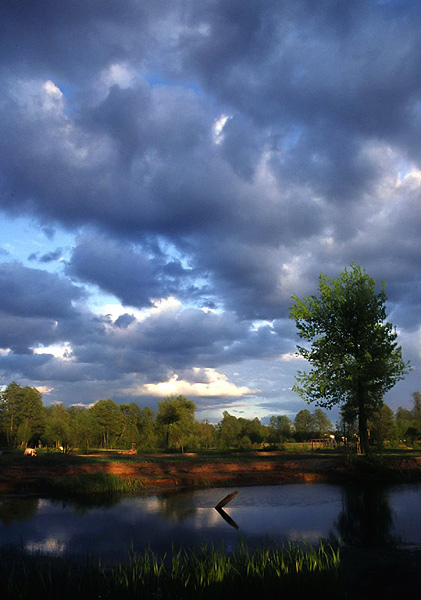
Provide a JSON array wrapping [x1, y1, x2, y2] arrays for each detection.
[[51, 472, 145, 496], [0, 541, 340, 599]]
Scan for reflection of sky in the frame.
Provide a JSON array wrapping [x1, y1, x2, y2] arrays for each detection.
[[1, 484, 421, 562], [388, 485, 421, 546]]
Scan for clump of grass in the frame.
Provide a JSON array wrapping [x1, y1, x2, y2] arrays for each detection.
[[51, 472, 145, 496], [0, 541, 341, 599]]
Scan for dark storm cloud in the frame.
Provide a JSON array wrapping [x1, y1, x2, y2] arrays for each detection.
[[67, 231, 202, 308], [0, 262, 85, 318], [0, 1, 420, 408]]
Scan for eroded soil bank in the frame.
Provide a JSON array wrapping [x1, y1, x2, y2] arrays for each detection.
[[1, 452, 421, 494]]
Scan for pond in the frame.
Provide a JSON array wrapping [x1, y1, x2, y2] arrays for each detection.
[[0, 482, 420, 563]]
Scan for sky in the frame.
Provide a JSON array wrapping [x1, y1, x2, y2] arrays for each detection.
[[0, 0, 420, 423]]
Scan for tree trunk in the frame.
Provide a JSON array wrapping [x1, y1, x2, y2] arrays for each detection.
[[358, 393, 370, 454]]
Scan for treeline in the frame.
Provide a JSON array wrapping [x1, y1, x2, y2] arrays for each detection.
[[1, 382, 420, 453], [0, 382, 334, 453]]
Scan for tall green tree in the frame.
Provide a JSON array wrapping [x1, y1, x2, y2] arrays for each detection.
[[43, 403, 71, 451], [217, 411, 242, 449], [294, 409, 312, 441], [119, 403, 141, 449], [309, 408, 333, 438], [268, 415, 293, 443], [68, 407, 99, 453], [1, 382, 44, 447], [156, 395, 196, 451], [137, 407, 158, 451], [369, 404, 396, 447], [395, 406, 413, 441], [289, 264, 410, 454], [91, 399, 123, 448]]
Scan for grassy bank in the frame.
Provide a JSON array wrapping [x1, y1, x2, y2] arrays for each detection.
[[2, 448, 421, 497], [0, 541, 341, 600]]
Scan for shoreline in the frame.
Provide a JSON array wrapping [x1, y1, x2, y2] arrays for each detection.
[[2, 452, 421, 495]]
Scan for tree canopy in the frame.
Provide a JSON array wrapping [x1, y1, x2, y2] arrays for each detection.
[[289, 263, 411, 453]]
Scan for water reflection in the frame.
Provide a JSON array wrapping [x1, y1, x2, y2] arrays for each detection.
[[336, 484, 395, 548], [156, 490, 198, 522], [215, 507, 239, 530], [52, 493, 123, 515], [0, 497, 39, 525], [0, 483, 420, 561]]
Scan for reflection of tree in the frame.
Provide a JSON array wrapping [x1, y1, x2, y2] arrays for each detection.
[[0, 497, 39, 525], [51, 494, 121, 515], [156, 490, 197, 522], [336, 485, 396, 547]]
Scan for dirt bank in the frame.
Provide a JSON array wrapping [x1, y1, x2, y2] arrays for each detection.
[[2, 453, 421, 494]]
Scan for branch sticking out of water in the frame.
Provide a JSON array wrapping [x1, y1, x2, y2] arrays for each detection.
[[215, 491, 238, 509]]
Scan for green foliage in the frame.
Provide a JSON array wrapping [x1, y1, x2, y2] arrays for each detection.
[[268, 415, 293, 443], [43, 403, 71, 452], [218, 411, 243, 449], [0, 382, 45, 448], [91, 399, 123, 449], [0, 542, 341, 599], [137, 407, 158, 451], [70, 406, 100, 453], [294, 409, 312, 441], [289, 263, 411, 453], [52, 472, 145, 496], [217, 412, 265, 450], [369, 404, 396, 447], [157, 395, 196, 452], [309, 408, 333, 438]]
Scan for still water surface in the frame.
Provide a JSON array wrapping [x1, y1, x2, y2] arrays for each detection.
[[0, 483, 420, 562]]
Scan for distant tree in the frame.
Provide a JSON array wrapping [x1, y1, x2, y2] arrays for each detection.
[[68, 407, 99, 453], [137, 407, 158, 451], [268, 415, 293, 443], [43, 403, 71, 452], [411, 392, 421, 433], [289, 264, 411, 453], [294, 409, 312, 441], [369, 404, 396, 447], [156, 395, 196, 451], [240, 417, 265, 445], [394, 393, 421, 445], [191, 421, 217, 450], [119, 403, 141, 449], [91, 399, 123, 448], [395, 406, 412, 441], [218, 411, 242, 449], [1, 382, 44, 447], [309, 408, 333, 438]]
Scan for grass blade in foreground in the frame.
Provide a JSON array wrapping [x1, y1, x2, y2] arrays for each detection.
[[0, 541, 340, 599]]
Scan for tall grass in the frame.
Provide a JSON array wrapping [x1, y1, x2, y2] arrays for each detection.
[[0, 541, 341, 599], [51, 472, 145, 496]]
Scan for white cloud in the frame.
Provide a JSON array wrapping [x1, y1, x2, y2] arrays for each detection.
[[42, 80, 64, 111], [11, 79, 65, 116], [212, 114, 232, 144], [131, 368, 256, 397], [99, 62, 137, 96], [33, 344, 74, 360], [91, 296, 182, 324], [278, 352, 305, 362], [36, 386, 54, 395]]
